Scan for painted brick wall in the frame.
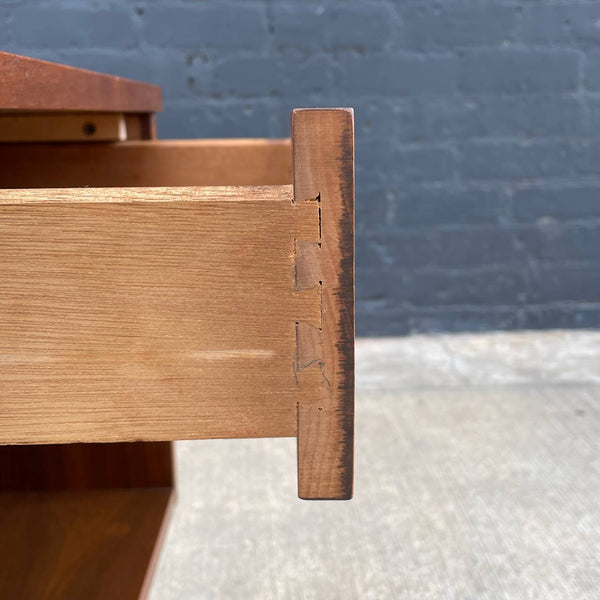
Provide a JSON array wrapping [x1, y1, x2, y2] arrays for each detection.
[[3, 1, 600, 335]]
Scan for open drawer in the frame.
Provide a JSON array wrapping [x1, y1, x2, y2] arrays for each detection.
[[0, 54, 355, 501]]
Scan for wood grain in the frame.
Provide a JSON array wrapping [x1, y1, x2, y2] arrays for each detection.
[[0, 139, 291, 188], [0, 87, 174, 503], [0, 488, 173, 600], [292, 108, 355, 500], [0, 51, 161, 113], [295, 240, 321, 291], [0, 442, 173, 491], [0, 185, 320, 444]]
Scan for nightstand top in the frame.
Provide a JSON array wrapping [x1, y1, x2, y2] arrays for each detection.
[[0, 50, 162, 113]]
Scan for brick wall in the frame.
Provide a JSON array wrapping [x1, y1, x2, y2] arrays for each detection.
[[4, 1, 600, 335]]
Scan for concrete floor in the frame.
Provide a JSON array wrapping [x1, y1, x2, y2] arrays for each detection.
[[149, 331, 600, 600]]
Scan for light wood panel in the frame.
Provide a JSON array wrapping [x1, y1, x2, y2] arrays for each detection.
[[0, 51, 162, 113], [0, 139, 291, 188], [0, 185, 321, 444], [292, 109, 355, 500], [0, 112, 127, 142], [0, 489, 173, 600]]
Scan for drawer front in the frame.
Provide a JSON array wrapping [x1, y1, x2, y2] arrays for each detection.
[[0, 108, 354, 499]]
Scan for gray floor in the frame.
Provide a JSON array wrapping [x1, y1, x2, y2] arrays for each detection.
[[149, 331, 600, 600]]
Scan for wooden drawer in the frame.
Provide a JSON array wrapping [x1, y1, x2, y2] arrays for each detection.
[[0, 109, 355, 501]]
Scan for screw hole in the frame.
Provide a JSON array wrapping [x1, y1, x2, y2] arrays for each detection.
[[83, 122, 96, 136]]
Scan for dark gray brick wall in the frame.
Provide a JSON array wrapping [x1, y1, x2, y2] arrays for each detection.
[[3, 0, 600, 335]]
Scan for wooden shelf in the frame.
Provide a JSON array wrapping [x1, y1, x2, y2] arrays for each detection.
[[0, 488, 173, 600]]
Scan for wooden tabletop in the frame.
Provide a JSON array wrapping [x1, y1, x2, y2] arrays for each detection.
[[0, 51, 162, 113]]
